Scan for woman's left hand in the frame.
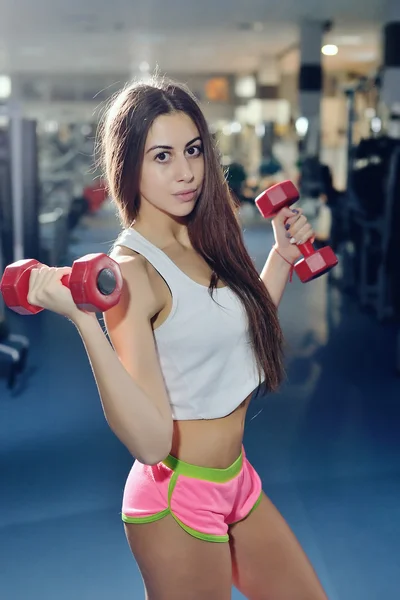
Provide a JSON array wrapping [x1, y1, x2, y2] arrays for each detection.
[[271, 206, 315, 263]]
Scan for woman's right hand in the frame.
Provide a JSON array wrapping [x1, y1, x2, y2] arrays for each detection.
[[27, 265, 88, 322]]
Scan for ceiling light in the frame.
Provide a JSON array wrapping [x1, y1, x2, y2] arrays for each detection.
[[235, 75, 256, 98], [371, 117, 382, 133], [0, 75, 11, 99], [255, 123, 265, 138], [295, 117, 309, 137], [322, 45, 338, 56], [230, 122, 242, 134]]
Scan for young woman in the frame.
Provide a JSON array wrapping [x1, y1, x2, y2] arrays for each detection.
[[27, 77, 328, 600]]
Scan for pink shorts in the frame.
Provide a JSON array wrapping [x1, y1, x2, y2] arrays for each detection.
[[121, 446, 263, 543]]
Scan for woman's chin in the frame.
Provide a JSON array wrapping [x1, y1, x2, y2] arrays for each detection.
[[172, 198, 197, 216]]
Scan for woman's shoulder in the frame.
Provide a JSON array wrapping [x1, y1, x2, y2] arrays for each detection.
[[110, 243, 140, 261], [109, 245, 166, 316], [110, 243, 147, 276]]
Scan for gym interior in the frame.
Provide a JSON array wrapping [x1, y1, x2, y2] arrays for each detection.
[[1, 1, 400, 599]]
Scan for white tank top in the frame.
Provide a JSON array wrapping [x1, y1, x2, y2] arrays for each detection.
[[114, 228, 263, 420]]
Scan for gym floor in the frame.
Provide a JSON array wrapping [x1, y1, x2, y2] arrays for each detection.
[[1, 202, 399, 600]]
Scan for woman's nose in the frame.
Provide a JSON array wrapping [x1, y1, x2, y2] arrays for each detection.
[[175, 156, 194, 182]]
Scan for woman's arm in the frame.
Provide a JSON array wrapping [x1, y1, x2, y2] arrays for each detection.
[[260, 247, 292, 307], [75, 313, 172, 465], [260, 205, 315, 307], [25, 251, 173, 465], [74, 254, 173, 465]]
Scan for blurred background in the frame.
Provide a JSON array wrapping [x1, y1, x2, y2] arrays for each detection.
[[1, 1, 400, 599]]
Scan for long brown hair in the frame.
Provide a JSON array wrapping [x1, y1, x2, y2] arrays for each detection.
[[99, 76, 285, 393]]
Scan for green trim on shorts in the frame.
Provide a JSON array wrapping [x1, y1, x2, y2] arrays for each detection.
[[171, 513, 229, 543], [122, 508, 170, 524], [168, 471, 229, 543], [162, 449, 243, 483]]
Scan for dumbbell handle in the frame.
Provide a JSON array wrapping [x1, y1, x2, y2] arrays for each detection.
[[296, 240, 314, 257], [57, 270, 116, 298]]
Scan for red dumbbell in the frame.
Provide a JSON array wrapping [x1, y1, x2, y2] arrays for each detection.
[[255, 180, 338, 282], [0, 253, 123, 315]]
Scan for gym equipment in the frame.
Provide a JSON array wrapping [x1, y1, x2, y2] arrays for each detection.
[[351, 136, 396, 220], [0, 124, 14, 268], [353, 144, 400, 319], [0, 319, 29, 389], [0, 229, 30, 389], [343, 74, 381, 188], [299, 156, 325, 199], [337, 130, 400, 320], [0, 103, 40, 264], [255, 180, 338, 282], [0, 253, 123, 315]]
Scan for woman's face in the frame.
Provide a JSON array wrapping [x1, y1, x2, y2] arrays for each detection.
[[140, 111, 205, 218]]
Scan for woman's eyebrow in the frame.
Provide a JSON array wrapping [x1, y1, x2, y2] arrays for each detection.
[[146, 136, 202, 154]]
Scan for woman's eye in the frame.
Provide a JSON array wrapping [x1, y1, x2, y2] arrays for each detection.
[[155, 152, 170, 162], [187, 145, 202, 157]]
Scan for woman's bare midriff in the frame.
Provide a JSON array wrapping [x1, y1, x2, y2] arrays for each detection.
[[170, 393, 252, 469]]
